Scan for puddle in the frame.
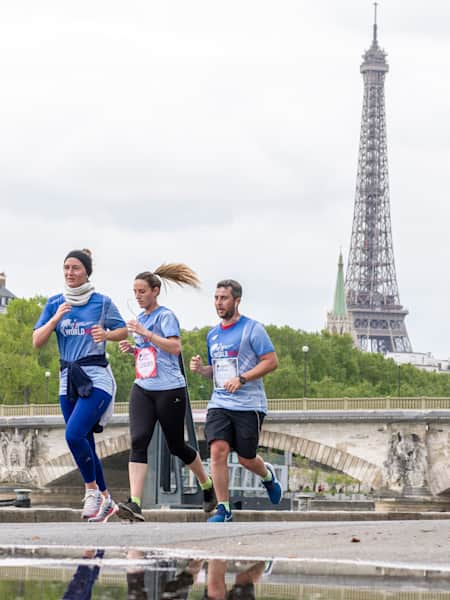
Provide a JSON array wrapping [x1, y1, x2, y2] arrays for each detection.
[[1, 547, 450, 598]]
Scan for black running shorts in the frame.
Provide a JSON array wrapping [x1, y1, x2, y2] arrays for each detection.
[[204, 408, 265, 459]]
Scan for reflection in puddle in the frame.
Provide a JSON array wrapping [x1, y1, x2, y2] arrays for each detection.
[[126, 553, 268, 600], [1, 547, 450, 599]]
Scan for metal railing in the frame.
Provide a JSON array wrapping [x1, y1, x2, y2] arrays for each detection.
[[1, 397, 449, 417]]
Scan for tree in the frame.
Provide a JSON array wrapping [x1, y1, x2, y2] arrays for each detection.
[[1, 301, 449, 404], [0, 297, 58, 404]]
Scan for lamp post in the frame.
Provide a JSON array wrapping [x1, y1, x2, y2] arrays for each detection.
[[302, 345, 309, 398], [397, 364, 401, 398], [44, 371, 51, 403]]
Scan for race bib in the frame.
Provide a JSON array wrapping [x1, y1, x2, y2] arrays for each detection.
[[212, 357, 238, 389], [135, 346, 157, 379]]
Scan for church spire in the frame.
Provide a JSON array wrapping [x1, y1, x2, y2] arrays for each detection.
[[326, 251, 352, 337], [332, 251, 347, 317]]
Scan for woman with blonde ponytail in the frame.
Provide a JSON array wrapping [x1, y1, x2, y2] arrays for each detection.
[[117, 264, 216, 521]]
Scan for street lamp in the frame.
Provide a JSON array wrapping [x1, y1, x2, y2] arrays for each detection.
[[397, 364, 401, 397], [45, 371, 51, 403], [302, 346, 309, 398]]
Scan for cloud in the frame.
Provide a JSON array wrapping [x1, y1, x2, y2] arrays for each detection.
[[0, 1, 449, 359]]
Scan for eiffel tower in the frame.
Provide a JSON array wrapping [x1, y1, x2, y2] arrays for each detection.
[[345, 4, 412, 353]]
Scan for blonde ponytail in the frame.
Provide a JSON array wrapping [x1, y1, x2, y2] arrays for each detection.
[[135, 263, 200, 290]]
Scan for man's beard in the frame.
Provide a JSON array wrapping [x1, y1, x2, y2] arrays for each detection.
[[220, 307, 236, 321]]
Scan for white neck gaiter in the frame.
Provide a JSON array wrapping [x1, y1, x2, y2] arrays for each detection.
[[63, 281, 95, 306]]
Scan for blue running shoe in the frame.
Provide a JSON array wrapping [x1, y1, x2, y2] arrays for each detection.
[[207, 503, 233, 523], [262, 462, 283, 504]]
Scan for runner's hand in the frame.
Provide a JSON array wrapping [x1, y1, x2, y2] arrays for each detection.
[[126, 319, 148, 337], [119, 340, 135, 354], [91, 324, 107, 343], [190, 355, 203, 373], [52, 302, 72, 325], [224, 377, 242, 393]]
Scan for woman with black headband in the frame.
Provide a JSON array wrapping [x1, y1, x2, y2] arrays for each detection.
[[33, 249, 128, 522], [116, 264, 216, 522]]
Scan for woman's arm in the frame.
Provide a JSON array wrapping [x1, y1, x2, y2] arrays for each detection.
[[91, 325, 128, 343], [119, 340, 135, 354], [147, 333, 181, 355], [126, 320, 181, 355], [32, 303, 72, 349]]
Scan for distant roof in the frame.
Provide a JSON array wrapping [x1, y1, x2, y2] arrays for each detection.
[[0, 286, 15, 300], [0, 271, 15, 301]]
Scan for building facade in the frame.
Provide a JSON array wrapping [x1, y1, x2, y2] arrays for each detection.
[[386, 352, 450, 374], [0, 272, 16, 314]]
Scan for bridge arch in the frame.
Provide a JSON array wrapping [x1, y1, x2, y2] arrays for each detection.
[[259, 430, 382, 489], [32, 431, 131, 487], [32, 427, 383, 490]]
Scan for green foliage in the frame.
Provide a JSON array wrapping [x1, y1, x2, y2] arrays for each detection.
[[186, 325, 450, 399], [0, 579, 125, 598], [181, 326, 213, 401], [107, 343, 135, 403], [0, 299, 449, 404], [0, 297, 60, 404]]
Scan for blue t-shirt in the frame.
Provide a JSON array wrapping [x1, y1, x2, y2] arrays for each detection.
[[133, 305, 185, 392], [34, 292, 126, 396], [207, 316, 275, 413]]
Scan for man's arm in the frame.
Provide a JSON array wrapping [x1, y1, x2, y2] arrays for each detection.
[[223, 351, 278, 393], [190, 355, 213, 379], [240, 351, 278, 381]]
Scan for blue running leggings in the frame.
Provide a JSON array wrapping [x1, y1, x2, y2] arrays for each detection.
[[60, 388, 111, 492]]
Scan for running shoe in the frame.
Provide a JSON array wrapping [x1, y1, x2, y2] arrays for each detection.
[[207, 503, 233, 523], [117, 499, 145, 522], [88, 496, 118, 523], [81, 489, 102, 520], [202, 484, 217, 513], [262, 462, 283, 505]]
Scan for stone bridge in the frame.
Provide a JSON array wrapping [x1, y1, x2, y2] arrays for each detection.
[[1, 400, 450, 497]]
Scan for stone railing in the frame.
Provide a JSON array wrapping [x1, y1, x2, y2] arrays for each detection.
[[0, 402, 130, 417], [1, 397, 449, 417]]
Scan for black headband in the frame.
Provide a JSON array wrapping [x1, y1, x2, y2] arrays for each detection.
[[64, 250, 92, 277]]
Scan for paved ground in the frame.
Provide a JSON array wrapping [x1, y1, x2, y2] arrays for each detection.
[[2, 506, 450, 523], [1, 513, 450, 575]]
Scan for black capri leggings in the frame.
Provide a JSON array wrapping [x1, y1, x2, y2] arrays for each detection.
[[129, 384, 197, 465]]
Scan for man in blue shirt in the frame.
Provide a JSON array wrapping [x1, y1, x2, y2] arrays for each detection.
[[190, 279, 282, 522]]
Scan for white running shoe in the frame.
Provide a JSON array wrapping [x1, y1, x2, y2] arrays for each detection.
[[88, 495, 118, 523], [81, 489, 102, 520]]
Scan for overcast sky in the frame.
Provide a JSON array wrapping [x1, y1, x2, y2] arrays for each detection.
[[1, 1, 449, 359]]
